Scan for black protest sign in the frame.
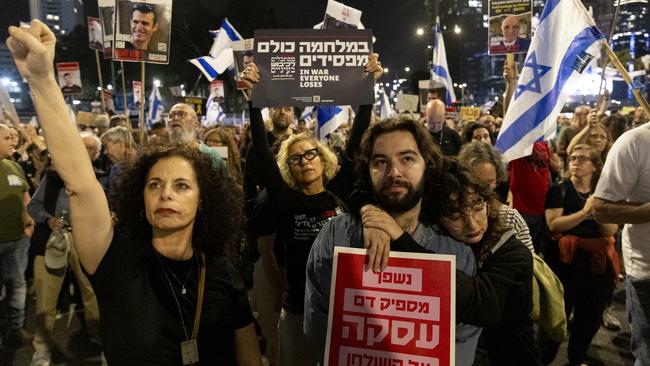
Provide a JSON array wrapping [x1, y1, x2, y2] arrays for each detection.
[[252, 29, 374, 108]]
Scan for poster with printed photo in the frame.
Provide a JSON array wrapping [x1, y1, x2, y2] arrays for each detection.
[[88, 17, 103, 50], [233, 39, 255, 90], [98, 0, 115, 58], [56, 62, 83, 95], [322, 0, 362, 30], [113, 0, 173, 64], [488, 0, 532, 55]]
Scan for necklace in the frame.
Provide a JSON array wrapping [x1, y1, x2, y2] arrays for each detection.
[[154, 252, 192, 340], [155, 251, 196, 295]]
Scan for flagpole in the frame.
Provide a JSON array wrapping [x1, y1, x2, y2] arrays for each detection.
[[120, 61, 129, 129], [597, 2, 622, 98], [94, 50, 106, 113], [603, 43, 650, 116], [140, 61, 146, 140]]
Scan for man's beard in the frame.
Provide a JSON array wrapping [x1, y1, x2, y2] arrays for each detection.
[[372, 177, 425, 213], [169, 129, 194, 146]]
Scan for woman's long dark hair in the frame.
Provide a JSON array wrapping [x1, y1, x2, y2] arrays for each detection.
[[428, 157, 506, 263], [110, 146, 244, 260]]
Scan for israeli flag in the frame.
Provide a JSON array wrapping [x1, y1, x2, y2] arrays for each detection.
[[189, 49, 234, 82], [210, 18, 243, 59], [495, 0, 605, 162], [300, 106, 314, 124], [430, 17, 456, 105], [317, 106, 349, 140], [147, 84, 164, 129]]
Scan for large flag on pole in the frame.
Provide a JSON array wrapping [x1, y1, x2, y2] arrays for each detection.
[[317, 106, 348, 140], [430, 17, 456, 105], [147, 84, 164, 129], [495, 0, 605, 162]]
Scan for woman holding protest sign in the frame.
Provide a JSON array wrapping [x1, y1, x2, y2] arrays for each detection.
[[6, 20, 262, 365], [240, 55, 382, 366], [361, 158, 541, 365]]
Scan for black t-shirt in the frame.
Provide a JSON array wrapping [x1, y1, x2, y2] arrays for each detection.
[[270, 190, 344, 312], [89, 232, 254, 365], [545, 179, 601, 238]]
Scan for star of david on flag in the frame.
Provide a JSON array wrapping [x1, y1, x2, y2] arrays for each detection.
[[515, 52, 552, 98], [495, 0, 605, 162]]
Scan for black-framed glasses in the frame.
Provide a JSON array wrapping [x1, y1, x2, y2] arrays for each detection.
[[165, 111, 189, 120], [287, 148, 319, 166], [568, 155, 592, 164]]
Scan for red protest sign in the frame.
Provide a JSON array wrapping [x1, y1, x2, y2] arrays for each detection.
[[325, 247, 455, 366]]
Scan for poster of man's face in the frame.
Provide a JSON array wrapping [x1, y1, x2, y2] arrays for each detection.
[[113, 0, 173, 64], [88, 17, 103, 50], [56, 63, 83, 96], [232, 39, 254, 90], [488, 0, 532, 55]]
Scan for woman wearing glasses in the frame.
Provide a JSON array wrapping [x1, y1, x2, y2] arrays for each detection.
[[362, 158, 541, 365], [240, 56, 382, 366], [7, 21, 262, 365], [543, 144, 618, 365]]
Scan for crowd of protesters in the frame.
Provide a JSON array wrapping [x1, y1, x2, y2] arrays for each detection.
[[1, 19, 649, 366]]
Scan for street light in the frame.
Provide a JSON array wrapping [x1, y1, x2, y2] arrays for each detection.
[[416, 28, 424, 36], [383, 67, 389, 73], [404, 67, 411, 72], [454, 25, 462, 34]]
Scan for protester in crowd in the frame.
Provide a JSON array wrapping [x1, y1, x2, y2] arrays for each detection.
[[458, 141, 532, 250], [0, 123, 34, 347], [426, 99, 461, 155], [567, 108, 613, 163], [100, 126, 138, 194], [243, 106, 294, 200], [165, 103, 226, 174], [28, 150, 103, 366], [593, 121, 650, 366], [204, 126, 243, 186], [241, 54, 381, 366], [478, 114, 497, 135], [542, 144, 618, 365], [462, 121, 493, 145], [632, 106, 648, 128], [601, 112, 629, 142], [7, 20, 262, 365], [95, 114, 110, 137], [557, 104, 589, 161], [108, 114, 129, 128], [304, 119, 480, 366], [363, 157, 539, 365]]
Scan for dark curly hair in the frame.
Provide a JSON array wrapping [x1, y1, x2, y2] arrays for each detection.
[[462, 122, 494, 144], [353, 117, 443, 225], [428, 157, 506, 263], [110, 146, 244, 260]]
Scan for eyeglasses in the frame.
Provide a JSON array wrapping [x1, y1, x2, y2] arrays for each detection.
[[568, 155, 592, 164], [166, 111, 189, 120], [441, 201, 488, 230], [287, 148, 319, 166]]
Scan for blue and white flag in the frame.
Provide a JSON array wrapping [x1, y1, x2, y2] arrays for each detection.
[[430, 17, 456, 105], [300, 106, 314, 124], [317, 106, 349, 140], [189, 49, 234, 82], [210, 18, 243, 59], [147, 84, 164, 129], [495, 0, 605, 162]]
